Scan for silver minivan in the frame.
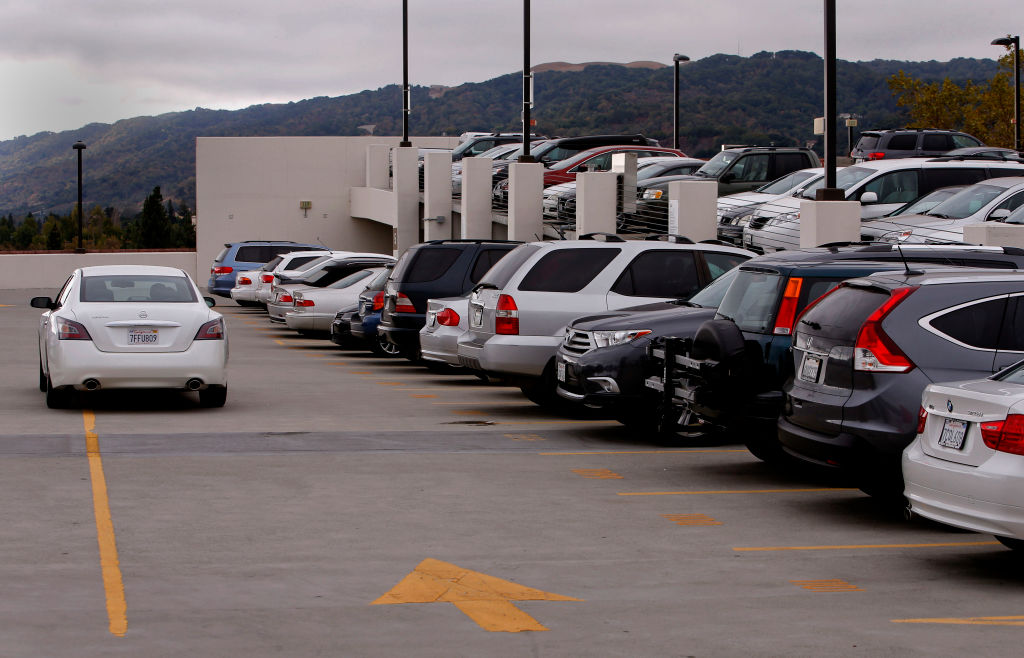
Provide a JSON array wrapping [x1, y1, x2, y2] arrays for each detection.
[[456, 236, 753, 404]]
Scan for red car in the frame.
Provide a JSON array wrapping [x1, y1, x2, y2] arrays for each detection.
[[541, 145, 688, 187]]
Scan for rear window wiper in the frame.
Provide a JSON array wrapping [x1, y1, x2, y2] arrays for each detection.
[[671, 300, 702, 307]]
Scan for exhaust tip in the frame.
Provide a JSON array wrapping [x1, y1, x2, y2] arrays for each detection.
[[186, 378, 203, 391], [83, 378, 100, 391]]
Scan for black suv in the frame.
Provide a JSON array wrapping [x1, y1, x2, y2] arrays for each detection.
[[676, 146, 821, 197], [378, 240, 521, 359], [780, 268, 1024, 496], [638, 245, 1024, 457], [851, 129, 982, 163]]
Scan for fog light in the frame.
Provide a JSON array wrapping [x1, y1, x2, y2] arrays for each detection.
[[587, 377, 620, 394]]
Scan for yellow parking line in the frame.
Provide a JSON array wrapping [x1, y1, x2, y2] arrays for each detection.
[[618, 488, 856, 497], [893, 615, 1024, 626], [541, 449, 747, 456], [733, 540, 1000, 552], [81, 411, 127, 637]]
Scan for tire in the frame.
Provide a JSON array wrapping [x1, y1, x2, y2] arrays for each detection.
[[371, 334, 401, 357], [996, 536, 1024, 551], [199, 385, 227, 408], [45, 375, 71, 409], [519, 362, 571, 411]]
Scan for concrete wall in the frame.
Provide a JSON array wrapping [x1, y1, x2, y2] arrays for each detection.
[[0, 251, 199, 290], [195, 136, 458, 274]]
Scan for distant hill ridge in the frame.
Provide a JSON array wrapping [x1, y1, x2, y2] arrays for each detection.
[[0, 51, 998, 218]]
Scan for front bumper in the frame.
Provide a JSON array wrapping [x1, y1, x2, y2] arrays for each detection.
[[554, 343, 648, 407], [47, 339, 228, 390]]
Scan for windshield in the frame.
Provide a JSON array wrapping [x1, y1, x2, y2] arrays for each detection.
[[890, 187, 964, 216], [714, 270, 786, 333], [1005, 204, 1024, 225], [694, 151, 738, 177], [757, 170, 817, 195], [922, 184, 1005, 219], [292, 255, 331, 272], [688, 267, 740, 308], [326, 269, 376, 290], [800, 166, 874, 199], [553, 149, 608, 171]]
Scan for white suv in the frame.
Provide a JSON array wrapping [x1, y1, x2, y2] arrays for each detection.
[[455, 235, 753, 404]]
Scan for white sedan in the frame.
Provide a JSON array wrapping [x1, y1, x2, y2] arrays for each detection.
[[31, 265, 229, 409], [284, 267, 385, 333], [903, 361, 1024, 550]]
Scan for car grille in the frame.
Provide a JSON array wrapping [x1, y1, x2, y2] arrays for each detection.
[[562, 329, 594, 355]]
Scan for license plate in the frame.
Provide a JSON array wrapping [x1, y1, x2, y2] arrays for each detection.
[[472, 306, 483, 327], [129, 328, 159, 344], [556, 360, 566, 382], [800, 355, 822, 382], [938, 418, 968, 450]]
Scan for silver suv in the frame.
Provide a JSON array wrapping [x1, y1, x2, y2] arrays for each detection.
[[455, 235, 753, 404]]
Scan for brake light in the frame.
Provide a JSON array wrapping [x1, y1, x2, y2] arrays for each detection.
[[237, 276, 252, 286], [57, 317, 92, 341], [395, 292, 416, 313], [194, 318, 225, 340], [372, 291, 385, 311], [853, 286, 918, 373], [916, 406, 928, 435], [261, 274, 274, 283], [212, 266, 233, 275], [495, 294, 519, 335], [980, 414, 1024, 455], [296, 299, 315, 307], [867, 152, 886, 161], [437, 308, 461, 326], [773, 277, 803, 335], [279, 294, 293, 303]]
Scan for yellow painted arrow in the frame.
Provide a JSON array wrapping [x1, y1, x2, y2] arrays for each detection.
[[372, 558, 582, 632], [894, 615, 1024, 626]]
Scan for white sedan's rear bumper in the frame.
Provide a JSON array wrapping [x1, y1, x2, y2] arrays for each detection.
[[47, 340, 228, 390]]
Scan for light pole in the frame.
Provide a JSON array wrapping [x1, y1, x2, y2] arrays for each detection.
[[518, 0, 535, 162], [72, 141, 86, 252], [673, 54, 690, 150], [399, 0, 411, 148], [992, 35, 1021, 152]]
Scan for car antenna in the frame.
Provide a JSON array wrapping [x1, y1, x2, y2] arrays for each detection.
[[880, 231, 924, 275]]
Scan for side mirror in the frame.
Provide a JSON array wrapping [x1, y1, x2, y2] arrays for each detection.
[[30, 296, 55, 309], [204, 297, 216, 308], [860, 191, 878, 204], [990, 208, 1012, 221]]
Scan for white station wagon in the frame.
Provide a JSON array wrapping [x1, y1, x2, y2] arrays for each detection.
[[31, 265, 229, 408]]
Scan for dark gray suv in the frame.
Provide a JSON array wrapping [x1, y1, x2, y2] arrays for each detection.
[[851, 129, 982, 163], [779, 268, 1024, 497]]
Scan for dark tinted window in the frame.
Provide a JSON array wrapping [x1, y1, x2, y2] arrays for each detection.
[[81, 275, 197, 303], [775, 153, 810, 176], [287, 255, 321, 270], [952, 134, 982, 148], [886, 134, 918, 150], [730, 154, 770, 182], [922, 168, 987, 190], [862, 170, 919, 204], [478, 244, 541, 289], [264, 256, 284, 270], [997, 296, 1024, 352], [798, 283, 888, 342], [400, 247, 462, 283], [922, 134, 951, 150], [235, 245, 281, 263], [929, 297, 1008, 349], [855, 134, 880, 151], [469, 248, 513, 284], [519, 248, 620, 293], [704, 252, 749, 279], [612, 250, 700, 298], [716, 270, 786, 334]]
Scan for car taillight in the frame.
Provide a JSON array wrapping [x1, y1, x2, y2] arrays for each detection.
[[395, 292, 416, 313], [867, 152, 886, 161], [853, 286, 918, 373], [916, 406, 928, 435], [212, 266, 233, 275], [296, 299, 315, 307], [437, 308, 461, 326], [237, 276, 252, 286], [57, 317, 92, 341], [194, 318, 225, 340], [261, 274, 274, 283], [372, 291, 385, 311], [495, 294, 519, 335], [980, 414, 1024, 455], [773, 277, 803, 335], [279, 294, 293, 303]]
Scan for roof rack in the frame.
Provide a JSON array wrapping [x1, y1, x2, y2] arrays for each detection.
[[579, 232, 626, 243], [423, 239, 522, 245], [644, 234, 695, 244]]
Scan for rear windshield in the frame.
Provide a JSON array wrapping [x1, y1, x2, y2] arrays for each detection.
[[326, 269, 376, 290], [798, 284, 890, 342], [368, 267, 393, 290], [235, 245, 275, 263], [478, 244, 542, 289], [518, 248, 620, 293], [715, 270, 786, 333], [213, 247, 229, 264], [392, 247, 462, 283], [855, 134, 880, 151], [81, 275, 197, 303], [470, 248, 515, 284], [286, 255, 324, 271], [264, 256, 284, 271]]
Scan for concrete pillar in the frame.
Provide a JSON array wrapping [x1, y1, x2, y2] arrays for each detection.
[[964, 223, 1024, 248], [577, 171, 619, 236], [508, 162, 544, 242], [423, 151, 453, 241], [611, 153, 638, 215], [799, 200, 860, 248], [460, 156, 493, 239], [366, 144, 390, 189], [392, 146, 420, 255], [667, 180, 717, 242]]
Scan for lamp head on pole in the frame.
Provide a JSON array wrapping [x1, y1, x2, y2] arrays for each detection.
[[72, 141, 86, 151], [991, 36, 1019, 48], [673, 53, 690, 63]]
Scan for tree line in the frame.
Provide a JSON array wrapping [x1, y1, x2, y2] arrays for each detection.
[[0, 187, 195, 251]]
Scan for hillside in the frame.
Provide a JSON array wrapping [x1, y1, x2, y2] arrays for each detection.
[[0, 51, 999, 218]]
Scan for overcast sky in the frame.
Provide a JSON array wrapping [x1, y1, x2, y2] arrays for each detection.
[[0, 0, 1018, 141]]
